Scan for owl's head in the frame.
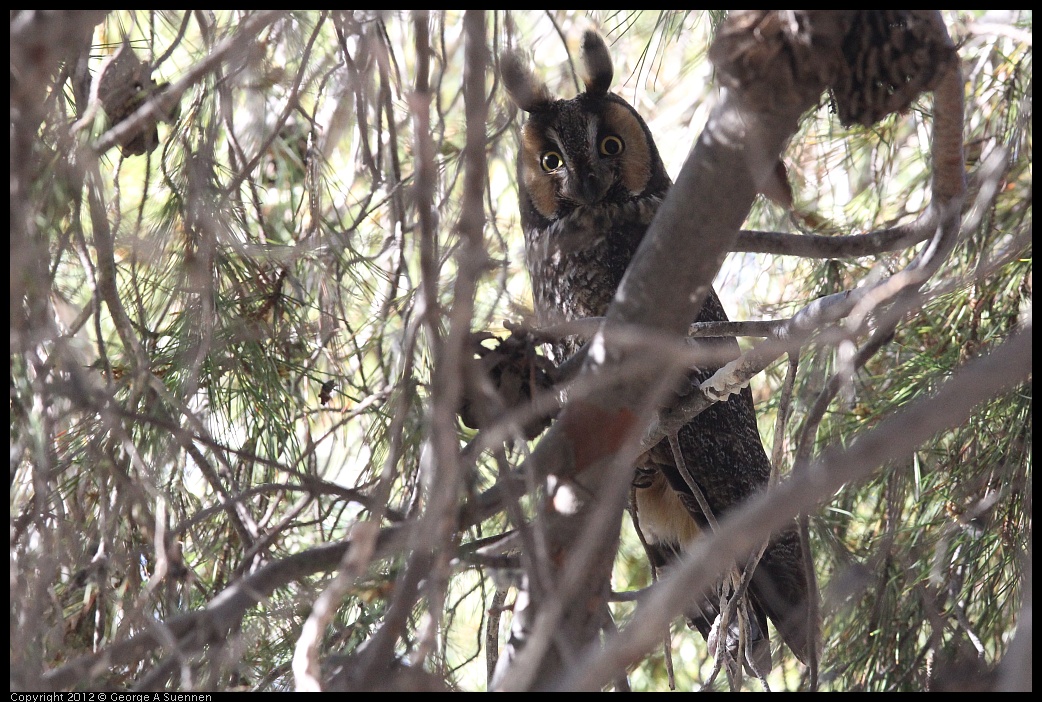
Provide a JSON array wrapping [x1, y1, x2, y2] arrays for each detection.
[[501, 31, 670, 223]]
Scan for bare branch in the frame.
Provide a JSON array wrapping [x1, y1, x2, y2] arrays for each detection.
[[734, 224, 933, 258]]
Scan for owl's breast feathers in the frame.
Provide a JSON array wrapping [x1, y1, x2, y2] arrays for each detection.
[[523, 195, 661, 354]]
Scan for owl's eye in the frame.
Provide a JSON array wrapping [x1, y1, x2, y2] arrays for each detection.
[[540, 151, 564, 172], [599, 135, 624, 156]]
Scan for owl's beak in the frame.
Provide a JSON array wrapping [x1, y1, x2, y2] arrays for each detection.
[[569, 170, 612, 205]]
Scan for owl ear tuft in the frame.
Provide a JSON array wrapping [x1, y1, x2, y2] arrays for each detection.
[[500, 51, 552, 113], [579, 31, 613, 96]]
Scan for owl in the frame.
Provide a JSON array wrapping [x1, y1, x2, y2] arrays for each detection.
[[501, 31, 815, 671]]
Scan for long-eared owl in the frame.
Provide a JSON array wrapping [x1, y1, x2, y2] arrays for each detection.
[[501, 30, 815, 669]]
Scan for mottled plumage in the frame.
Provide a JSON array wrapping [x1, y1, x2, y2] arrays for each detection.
[[503, 31, 814, 668]]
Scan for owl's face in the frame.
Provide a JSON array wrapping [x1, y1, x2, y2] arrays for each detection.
[[517, 94, 658, 220], [502, 31, 671, 228]]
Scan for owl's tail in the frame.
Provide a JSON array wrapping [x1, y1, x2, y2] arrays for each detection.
[[749, 525, 819, 666], [644, 539, 773, 678]]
